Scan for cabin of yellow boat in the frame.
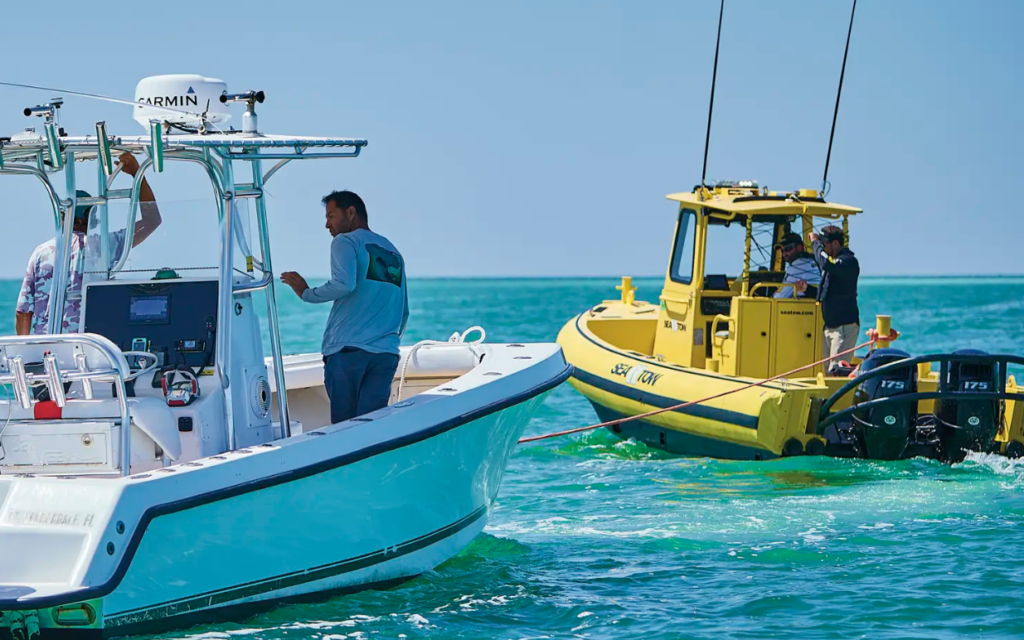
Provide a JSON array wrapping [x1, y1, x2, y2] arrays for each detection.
[[591, 181, 863, 381]]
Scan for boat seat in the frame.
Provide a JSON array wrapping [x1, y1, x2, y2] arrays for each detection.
[[127, 398, 182, 461], [704, 274, 731, 291]]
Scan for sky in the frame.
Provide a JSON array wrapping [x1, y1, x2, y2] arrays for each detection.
[[0, 0, 1021, 278]]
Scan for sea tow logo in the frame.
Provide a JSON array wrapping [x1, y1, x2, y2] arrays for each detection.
[[610, 363, 662, 386], [138, 86, 199, 108], [780, 310, 814, 316], [883, 415, 897, 425], [968, 416, 981, 426]]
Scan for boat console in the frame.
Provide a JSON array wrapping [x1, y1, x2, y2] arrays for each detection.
[[82, 278, 219, 373]]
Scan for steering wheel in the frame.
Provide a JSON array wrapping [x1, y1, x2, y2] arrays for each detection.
[[121, 351, 160, 382]]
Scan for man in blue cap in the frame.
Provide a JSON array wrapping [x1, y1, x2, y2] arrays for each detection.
[[811, 225, 860, 367], [15, 152, 162, 335]]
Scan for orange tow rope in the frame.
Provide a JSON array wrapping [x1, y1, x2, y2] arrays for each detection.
[[518, 329, 899, 445]]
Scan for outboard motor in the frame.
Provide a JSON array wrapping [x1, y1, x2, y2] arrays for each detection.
[[852, 348, 916, 460], [935, 349, 1000, 463]]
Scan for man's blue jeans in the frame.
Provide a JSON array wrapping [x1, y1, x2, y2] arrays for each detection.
[[323, 347, 401, 424]]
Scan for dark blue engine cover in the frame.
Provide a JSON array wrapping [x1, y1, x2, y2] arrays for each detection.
[[853, 348, 916, 459], [935, 348, 999, 462]]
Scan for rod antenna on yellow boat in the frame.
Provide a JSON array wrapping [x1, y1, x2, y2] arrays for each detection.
[[821, 0, 858, 198], [699, 0, 725, 202]]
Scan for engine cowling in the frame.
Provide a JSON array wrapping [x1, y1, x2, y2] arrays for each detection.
[[852, 348, 916, 460], [935, 349, 999, 462]]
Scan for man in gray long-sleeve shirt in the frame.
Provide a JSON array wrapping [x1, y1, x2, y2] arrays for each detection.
[[281, 190, 408, 423]]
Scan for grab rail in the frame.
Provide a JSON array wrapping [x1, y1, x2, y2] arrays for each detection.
[[816, 390, 1024, 434], [711, 314, 735, 346], [818, 353, 1024, 420], [0, 333, 133, 476]]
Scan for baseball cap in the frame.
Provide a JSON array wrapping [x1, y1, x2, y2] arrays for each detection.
[[820, 227, 845, 244], [73, 190, 94, 220], [778, 232, 803, 250]]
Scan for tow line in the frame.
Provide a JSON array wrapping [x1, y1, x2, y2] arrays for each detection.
[[519, 330, 897, 445]]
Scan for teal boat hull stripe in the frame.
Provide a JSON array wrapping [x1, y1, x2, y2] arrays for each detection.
[[106, 506, 486, 627], [571, 366, 759, 429], [590, 402, 776, 460]]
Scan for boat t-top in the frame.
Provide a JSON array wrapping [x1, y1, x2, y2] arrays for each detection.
[[0, 75, 570, 638]]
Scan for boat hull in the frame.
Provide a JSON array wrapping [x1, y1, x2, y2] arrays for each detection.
[[558, 310, 826, 460], [589, 401, 779, 460], [0, 346, 571, 638]]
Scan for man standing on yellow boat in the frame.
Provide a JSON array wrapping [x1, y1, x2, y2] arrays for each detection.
[[811, 226, 860, 367]]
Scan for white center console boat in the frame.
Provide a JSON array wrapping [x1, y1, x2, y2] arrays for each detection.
[[0, 75, 570, 638]]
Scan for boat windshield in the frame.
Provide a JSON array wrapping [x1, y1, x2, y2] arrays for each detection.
[[82, 196, 254, 285], [704, 219, 775, 280]]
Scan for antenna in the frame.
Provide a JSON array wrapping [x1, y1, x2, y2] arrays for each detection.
[[0, 79, 223, 133], [821, 0, 858, 195], [700, 0, 725, 201]]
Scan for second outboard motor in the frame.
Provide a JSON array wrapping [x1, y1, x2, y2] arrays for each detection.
[[852, 348, 916, 460], [935, 349, 1000, 463]]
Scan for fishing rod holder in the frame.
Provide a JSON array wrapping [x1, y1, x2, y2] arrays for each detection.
[[95, 121, 115, 176], [24, 97, 63, 126], [23, 98, 66, 169], [220, 90, 265, 134]]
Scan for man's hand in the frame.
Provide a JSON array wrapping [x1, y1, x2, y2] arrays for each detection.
[[795, 279, 808, 295], [809, 232, 820, 243], [117, 152, 141, 177], [281, 271, 310, 298]]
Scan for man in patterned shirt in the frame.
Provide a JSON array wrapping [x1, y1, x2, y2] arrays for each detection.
[[15, 152, 162, 335], [773, 232, 821, 299]]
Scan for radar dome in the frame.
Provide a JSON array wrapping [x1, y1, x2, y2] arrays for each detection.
[[134, 75, 232, 131]]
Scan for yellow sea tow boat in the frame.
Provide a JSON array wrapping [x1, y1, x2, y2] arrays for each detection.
[[557, 181, 1024, 461]]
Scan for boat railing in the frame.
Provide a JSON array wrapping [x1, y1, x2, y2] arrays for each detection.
[[0, 333, 133, 476], [748, 282, 800, 298]]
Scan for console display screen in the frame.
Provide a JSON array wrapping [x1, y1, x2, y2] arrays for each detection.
[[129, 295, 170, 324]]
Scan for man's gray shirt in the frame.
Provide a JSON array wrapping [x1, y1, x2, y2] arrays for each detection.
[[301, 229, 408, 356]]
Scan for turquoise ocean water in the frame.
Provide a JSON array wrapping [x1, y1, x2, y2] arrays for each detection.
[[2, 276, 1024, 639]]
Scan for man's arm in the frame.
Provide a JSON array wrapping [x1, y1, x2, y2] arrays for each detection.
[[15, 312, 32, 336], [399, 278, 410, 336], [14, 252, 37, 335], [117, 153, 162, 247], [132, 178, 161, 247], [810, 238, 854, 276], [810, 238, 830, 271], [282, 235, 358, 302]]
